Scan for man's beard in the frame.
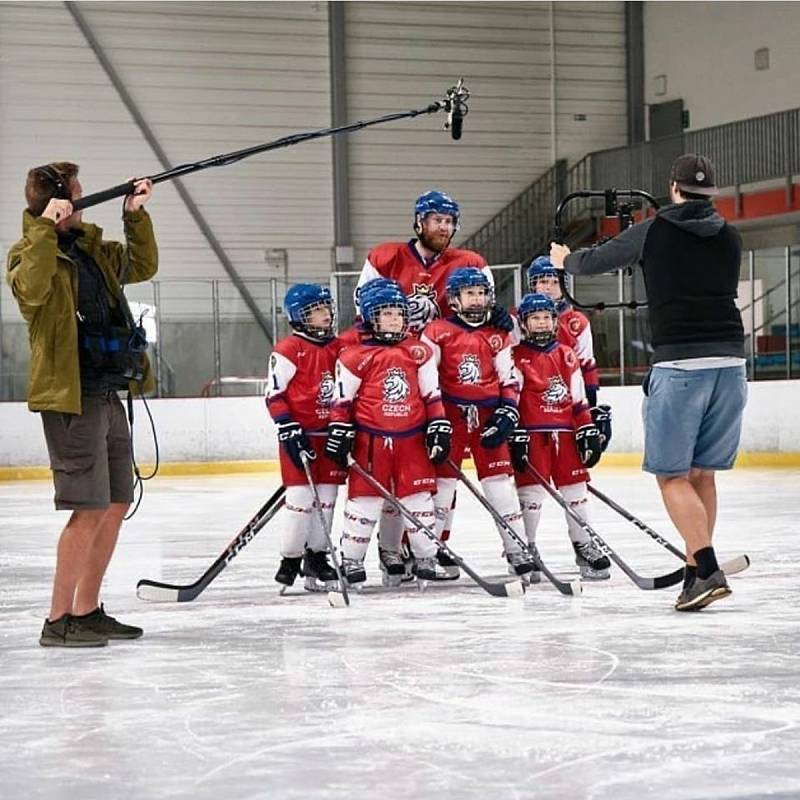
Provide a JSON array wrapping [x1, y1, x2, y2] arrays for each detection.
[[418, 229, 450, 254]]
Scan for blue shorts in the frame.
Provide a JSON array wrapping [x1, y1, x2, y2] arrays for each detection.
[[642, 365, 747, 476]]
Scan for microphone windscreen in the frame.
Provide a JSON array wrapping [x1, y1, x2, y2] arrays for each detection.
[[451, 109, 463, 141]]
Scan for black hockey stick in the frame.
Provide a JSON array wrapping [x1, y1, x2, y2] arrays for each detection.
[[523, 464, 685, 590], [136, 485, 286, 602], [300, 453, 349, 607], [347, 458, 524, 598], [446, 459, 581, 597], [587, 484, 750, 576]]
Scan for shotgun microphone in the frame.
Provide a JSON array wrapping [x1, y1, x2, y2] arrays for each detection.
[[444, 78, 469, 141]]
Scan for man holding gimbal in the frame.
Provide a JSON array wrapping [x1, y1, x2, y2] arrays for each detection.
[[6, 162, 158, 646], [550, 154, 747, 612]]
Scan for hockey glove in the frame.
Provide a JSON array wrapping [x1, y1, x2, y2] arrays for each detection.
[[489, 304, 515, 333], [325, 422, 356, 468], [426, 418, 453, 465], [509, 428, 530, 473], [480, 404, 520, 449], [575, 424, 602, 468], [590, 404, 612, 451], [277, 421, 315, 470]]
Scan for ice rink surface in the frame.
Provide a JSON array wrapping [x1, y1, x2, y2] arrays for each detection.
[[1, 467, 799, 800]]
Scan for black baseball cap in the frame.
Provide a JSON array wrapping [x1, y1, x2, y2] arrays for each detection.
[[669, 153, 718, 196]]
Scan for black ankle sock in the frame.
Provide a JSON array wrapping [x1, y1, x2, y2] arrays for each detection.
[[683, 565, 697, 589], [72, 608, 100, 620], [694, 547, 719, 580]]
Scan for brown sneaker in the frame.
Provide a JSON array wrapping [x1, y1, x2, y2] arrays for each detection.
[[79, 605, 143, 640], [40, 615, 108, 648]]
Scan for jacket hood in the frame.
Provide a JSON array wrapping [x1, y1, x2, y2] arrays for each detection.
[[656, 200, 726, 237]]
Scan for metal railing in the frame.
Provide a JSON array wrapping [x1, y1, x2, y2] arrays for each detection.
[[462, 106, 800, 265]]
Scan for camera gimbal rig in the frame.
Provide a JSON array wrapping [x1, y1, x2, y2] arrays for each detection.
[[552, 188, 660, 311]]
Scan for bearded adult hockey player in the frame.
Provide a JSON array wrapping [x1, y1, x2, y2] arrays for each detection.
[[356, 190, 513, 334], [326, 284, 453, 587], [422, 267, 535, 580], [525, 256, 611, 450], [511, 293, 610, 581], [266, 284, 346, 593]]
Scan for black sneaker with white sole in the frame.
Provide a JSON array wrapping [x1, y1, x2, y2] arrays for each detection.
[[675, 570, 731, 611]]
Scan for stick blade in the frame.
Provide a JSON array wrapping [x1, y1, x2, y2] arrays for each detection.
[[721, 554, 750, 576], [327, 591, 349, 608], [504, 580, 526, 598], [569, 579, 583, 596], [136, 579, 198, 603]]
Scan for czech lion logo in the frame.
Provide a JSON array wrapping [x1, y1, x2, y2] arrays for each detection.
[[407, 283, 440, 331], [457, 354, 481, 385], [542, 375, 569, 405], [383, 367, 410, 402], [318, 370, 335, 406]]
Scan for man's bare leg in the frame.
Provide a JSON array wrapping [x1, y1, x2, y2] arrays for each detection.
[[49, 509, 106, 621], [656, 474, 710, 566], [688, 468, 717, 540], [73, 502, 130, 615]]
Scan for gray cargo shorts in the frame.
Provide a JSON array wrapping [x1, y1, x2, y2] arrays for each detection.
[[41, 393, 134, 510]]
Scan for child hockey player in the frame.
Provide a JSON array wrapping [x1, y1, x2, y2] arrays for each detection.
[[326, 284, 453, 587], [266, 283, 346, 593], [526, 256, 611, 449], [421, 267, 535, 580], [511, 293, 610, 581]]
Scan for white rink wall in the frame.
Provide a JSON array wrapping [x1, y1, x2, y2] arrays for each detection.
[[0, 379, 798, 468]]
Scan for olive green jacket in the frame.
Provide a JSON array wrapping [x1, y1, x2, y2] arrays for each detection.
[[6, 208, 158, 414]]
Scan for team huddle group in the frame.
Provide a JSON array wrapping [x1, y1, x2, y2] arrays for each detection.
[[266, 190, 614, 592]]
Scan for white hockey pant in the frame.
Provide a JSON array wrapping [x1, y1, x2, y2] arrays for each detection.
[[341, 492, 437, 563], [281, 484, 338, 557], [481, 475, 525, 554]]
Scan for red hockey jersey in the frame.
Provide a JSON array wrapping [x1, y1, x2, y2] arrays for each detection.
[[266, 334, 340, 432], [557, 306, 599, 393], [336, 324, 369, 352], [511, 304, 599, 393], [331, 338, 445, 437], [358, 240, 490, 333], [513, 341, 592, 432], [421, 317, 519, 408]]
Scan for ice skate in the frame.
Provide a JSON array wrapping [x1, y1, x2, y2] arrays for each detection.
[[302, 549, 339, 592], [506, 549, 535, 577], [341, 557, 367, 588], [436, 548, 461, 580], [412, 556, 438, 590], [572, 540, 611, 580], [379, 548, 405, 587], [275, 556, 303, 594]]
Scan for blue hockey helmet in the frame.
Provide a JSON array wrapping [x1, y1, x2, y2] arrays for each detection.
[[353, 277, 398, 316], [445, 266, 494, 325], [527, 255, 564, 295], [284, 283, 335, 341], [360, 284, 409, 344], [414, 190, 460, 232], [517, 292, 558, 347]]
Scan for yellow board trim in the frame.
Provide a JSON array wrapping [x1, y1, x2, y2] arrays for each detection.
[[2, 452, 799, 482]]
